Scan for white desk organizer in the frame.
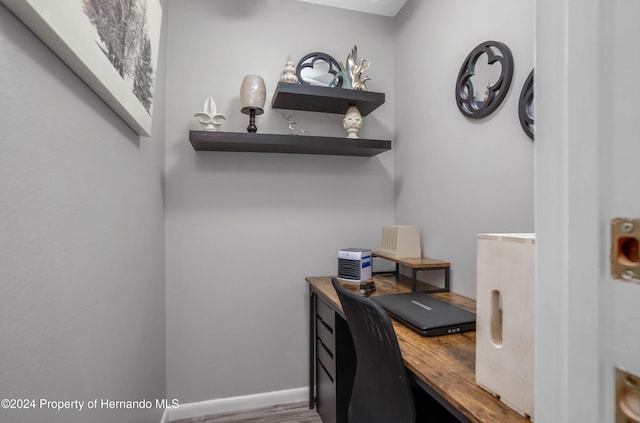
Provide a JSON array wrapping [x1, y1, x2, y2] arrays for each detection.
[[476, 233, 535, 418], [379, 225, 421, 258]]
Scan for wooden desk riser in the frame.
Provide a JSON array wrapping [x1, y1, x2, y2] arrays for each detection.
[[306, 274, 530, 423], [372, 251, 451, 292]]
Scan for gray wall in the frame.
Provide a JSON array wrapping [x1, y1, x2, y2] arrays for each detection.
[[0, 0, 536, 415], [0, 3, 167, 423], [395, 0, 534, 298], [165, 0, 395, 402]]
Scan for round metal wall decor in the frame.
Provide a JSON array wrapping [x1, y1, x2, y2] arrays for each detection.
[[455, 41, 514, 119], [296, 52, 343, 88], [518, 70, 534, 140]]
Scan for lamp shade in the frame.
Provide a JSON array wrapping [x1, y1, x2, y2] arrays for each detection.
[[240, 75, 266, 115]]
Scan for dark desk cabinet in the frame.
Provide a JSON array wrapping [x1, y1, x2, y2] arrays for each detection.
[[310, 289, 356, 423]]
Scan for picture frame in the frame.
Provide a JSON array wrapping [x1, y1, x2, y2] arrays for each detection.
[[2, 0, 163, 136]]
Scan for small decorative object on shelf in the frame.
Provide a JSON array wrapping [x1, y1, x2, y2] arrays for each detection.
[[280, 56, 299, 83], [332, 45, 371, 91], [193, 96, 226, 131], [240, 75, 266, 133], [282, 113, 310, 135], [296, 52, 343, 87], [343, 106, 363, 139]]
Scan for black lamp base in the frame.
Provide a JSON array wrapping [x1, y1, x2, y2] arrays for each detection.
[[247, 110, 257, 133], [241, 107, 263, 133]]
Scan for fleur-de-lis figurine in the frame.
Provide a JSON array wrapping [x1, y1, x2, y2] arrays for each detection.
[[194, 96, 226, 131]]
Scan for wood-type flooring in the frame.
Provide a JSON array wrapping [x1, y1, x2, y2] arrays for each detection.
[[171, 401, 322, 423]]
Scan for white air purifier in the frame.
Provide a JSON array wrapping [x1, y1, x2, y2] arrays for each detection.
[[337, 248, 372, 282]]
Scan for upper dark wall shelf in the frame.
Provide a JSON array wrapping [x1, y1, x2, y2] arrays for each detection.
[[189, 131, 390, 157], [271, 82, 385, 116]]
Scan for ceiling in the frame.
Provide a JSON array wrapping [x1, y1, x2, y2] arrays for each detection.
[[296, 0, 409, 17]]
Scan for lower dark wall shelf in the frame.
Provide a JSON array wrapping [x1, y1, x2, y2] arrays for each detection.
[[189, 131, 391, 157]]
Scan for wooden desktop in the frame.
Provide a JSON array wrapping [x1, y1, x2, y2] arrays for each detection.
[[306, 274, 530, 423]]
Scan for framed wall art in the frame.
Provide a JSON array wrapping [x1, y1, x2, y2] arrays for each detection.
[[2, 0, 163, 136]]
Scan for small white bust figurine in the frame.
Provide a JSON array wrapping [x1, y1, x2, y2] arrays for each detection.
[[343, 106, 363, 139]]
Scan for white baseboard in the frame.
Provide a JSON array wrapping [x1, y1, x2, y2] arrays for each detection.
[[164, 387, 309, 422]]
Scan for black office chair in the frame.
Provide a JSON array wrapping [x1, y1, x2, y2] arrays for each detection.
[[332, 277, 416, 423], [332, 278, 459, 423]]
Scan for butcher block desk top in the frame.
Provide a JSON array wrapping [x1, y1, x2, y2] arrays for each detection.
[[306, 275, 530, 423]]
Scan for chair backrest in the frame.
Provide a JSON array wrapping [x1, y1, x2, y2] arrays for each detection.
[[332, 278, 416, 423]]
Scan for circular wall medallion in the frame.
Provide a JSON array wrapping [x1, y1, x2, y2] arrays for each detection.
[[455, 41, 514, 119], [296, 52, 343, 88], [518, 70, 534, 140]]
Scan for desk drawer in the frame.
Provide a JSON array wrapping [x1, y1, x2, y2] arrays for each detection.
[[317, 339, 335, 380], [316, 297, 335, 330], [317, 358, 336, 423], [317, 316, 335, 353]]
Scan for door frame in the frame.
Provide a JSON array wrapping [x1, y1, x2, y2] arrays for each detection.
[[534, 0, 605, 421]]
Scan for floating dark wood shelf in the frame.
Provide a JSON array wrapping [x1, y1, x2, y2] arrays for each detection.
[[191, 84, 389, 157], [189, 131, 391, 157], [271, 82, 385, 116]]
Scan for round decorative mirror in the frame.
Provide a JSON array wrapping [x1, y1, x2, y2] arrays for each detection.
[[518, 70, 534, 140], [455, 41, 514, 119], [296, 52, 343, 88]]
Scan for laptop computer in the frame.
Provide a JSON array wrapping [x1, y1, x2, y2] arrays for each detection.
[[372, 291, 476, 336]]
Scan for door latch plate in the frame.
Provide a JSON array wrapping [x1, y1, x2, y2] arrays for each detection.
[[612, 218, 640, 282], [616, 368, 640, 422]]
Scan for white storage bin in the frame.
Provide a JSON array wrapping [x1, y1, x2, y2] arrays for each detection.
[[476, 233, 535, 418]]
